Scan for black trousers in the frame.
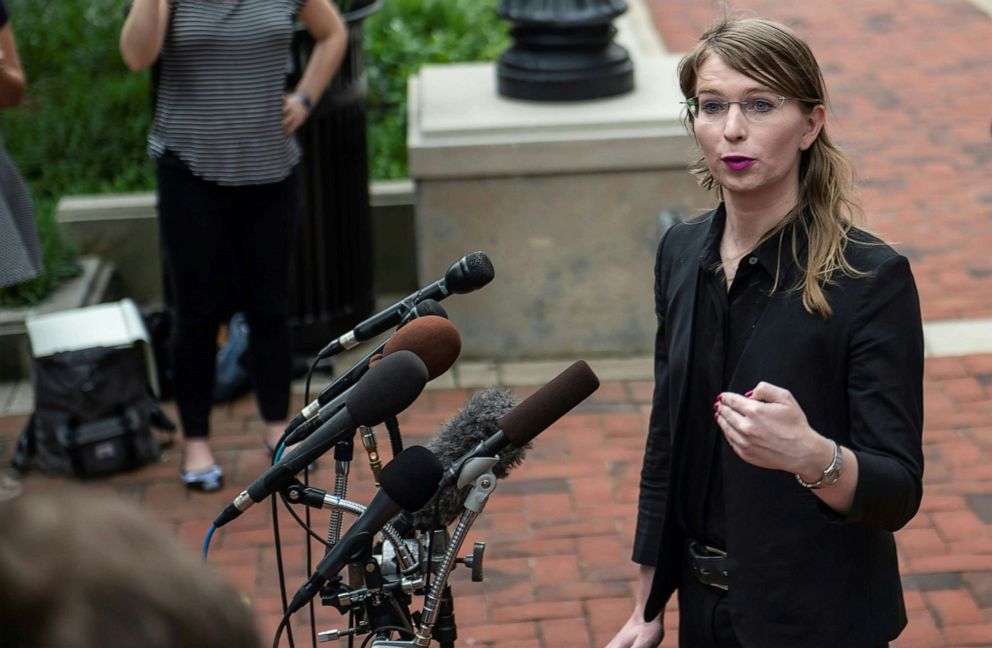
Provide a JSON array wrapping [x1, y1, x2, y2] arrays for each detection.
[[156, 152, 299, 438], [677, 550, 891, 648]]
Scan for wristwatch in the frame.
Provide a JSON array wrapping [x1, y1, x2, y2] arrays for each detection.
[[293, 92, 313, 111], [795, 440, 842, 489]]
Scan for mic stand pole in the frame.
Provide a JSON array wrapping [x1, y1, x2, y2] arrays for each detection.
[[414, 460, 496, 647], [369, 457, 497, 648], [432, 585, 457, 648], [326, 434, 356, 549]]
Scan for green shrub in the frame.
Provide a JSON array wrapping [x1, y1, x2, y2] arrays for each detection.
[[363, 0, 508, 179], [0, 0, 507, 304], [1, 0, 154, 306]]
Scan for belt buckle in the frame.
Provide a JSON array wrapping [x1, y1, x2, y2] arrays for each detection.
[[689, 541, 729, 591], [703, 543, 727, 557]]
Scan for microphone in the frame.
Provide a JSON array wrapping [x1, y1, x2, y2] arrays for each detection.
[[406, 389, 522, 530], [285, 300, 449, 437], [316, 251, 494, 359], [438, 361, 599, 490], [213, 351, 429, 528], [283, 315, 462, 446], [288, 445, 443, 613]]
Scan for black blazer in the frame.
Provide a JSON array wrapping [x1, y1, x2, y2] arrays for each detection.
[[634, 208, 924, 648]]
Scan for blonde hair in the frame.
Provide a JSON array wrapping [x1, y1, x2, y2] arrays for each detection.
[[678, 17, 866, 317]]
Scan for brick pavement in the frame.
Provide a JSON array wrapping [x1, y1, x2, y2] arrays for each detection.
[[645, 0, 992, 321], [1, 355, 991, 647], [1, 2, 990, 647]]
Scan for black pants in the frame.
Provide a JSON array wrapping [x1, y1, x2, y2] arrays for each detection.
[[678, 551, 890, 648], [156, 152, 299, 438]]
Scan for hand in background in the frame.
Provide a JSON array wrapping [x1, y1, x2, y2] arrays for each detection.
[[605, 613, 664, 648], [282, 93, 310, 134]]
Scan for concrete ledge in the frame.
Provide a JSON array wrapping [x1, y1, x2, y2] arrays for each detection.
[[56, 181, 420, 304], [408, 58, 692, 180], [924, 319, 992, 357]]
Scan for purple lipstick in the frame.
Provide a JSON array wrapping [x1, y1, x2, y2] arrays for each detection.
[[722, 156, 754, 171]]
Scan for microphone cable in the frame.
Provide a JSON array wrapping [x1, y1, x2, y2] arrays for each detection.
[[269, 352, 326, 648], [201, 524, 217, 561], [272, 609, 293, 648], [273, 494, 297, 648]]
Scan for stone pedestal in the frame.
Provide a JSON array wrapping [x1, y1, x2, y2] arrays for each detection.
[[408, 57, 709, 359]]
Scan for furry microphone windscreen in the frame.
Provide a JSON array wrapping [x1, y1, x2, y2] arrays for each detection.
[[408, 388, 525, 530]]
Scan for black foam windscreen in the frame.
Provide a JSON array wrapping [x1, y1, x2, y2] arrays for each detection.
[[498, 360, 600, 446], [446, 251, 495, 293], [346, 350, 428, 427], [379, 445, 444, 512]]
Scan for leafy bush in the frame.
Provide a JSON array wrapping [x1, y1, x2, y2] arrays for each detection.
[[0, 0, 507, 304], [1, 0, 154, 305], [363, 0, 508, 179]]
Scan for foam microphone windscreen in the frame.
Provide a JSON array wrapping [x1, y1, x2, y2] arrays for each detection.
[[380, 445, 444, 512], [382, 315, 461, 380], [498, 360, 600, 447], [409, 389, 522, 530], [346, 350, 428, 427]]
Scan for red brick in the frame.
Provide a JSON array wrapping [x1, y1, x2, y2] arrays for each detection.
[[925, 589, 983, 626], [942, 378, 989, 403], [537, 617, 592, 647], [942, 623, 992, 646], [493, 601, 584, 624], [455, 621, 538, 644], [895, 609, 944, 648], [931, 510, 984, 542]]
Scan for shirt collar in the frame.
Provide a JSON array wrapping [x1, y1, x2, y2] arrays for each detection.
[[698, 203, 806, 279]]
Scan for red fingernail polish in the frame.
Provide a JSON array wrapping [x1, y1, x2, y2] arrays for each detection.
[[745, 390, 754, 398], [713, 401, 719, 410], [713, 411, 719, 421], [716, 394, 723, 402]]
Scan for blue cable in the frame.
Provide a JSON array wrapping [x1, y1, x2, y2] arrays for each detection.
[[202, 524, 217, 561]]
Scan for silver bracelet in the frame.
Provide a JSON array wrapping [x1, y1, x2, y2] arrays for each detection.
[[795, 440, 842, 489]]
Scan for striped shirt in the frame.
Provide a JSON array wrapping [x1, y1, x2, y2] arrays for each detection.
[[149, 0, 307, 186]]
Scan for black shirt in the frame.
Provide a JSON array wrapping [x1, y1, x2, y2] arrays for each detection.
[[0, 1, 9, 28], [677, 206, 782, 549]]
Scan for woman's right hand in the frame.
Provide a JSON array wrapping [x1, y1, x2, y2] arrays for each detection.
[[604, 611, 664, 648]]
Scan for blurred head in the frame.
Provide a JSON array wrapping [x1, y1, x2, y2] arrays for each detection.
[[0, 490, 261, 648]]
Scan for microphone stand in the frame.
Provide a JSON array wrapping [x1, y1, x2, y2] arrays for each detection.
[[384, 416, 404, 455], [370, 456, 498, 648], [326, 435, 355, 548]]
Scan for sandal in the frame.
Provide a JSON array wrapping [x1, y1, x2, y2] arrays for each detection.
[[180, 463, 224, 492]]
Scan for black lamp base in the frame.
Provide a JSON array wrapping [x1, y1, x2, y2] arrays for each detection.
[[495, 9, 634, 102]]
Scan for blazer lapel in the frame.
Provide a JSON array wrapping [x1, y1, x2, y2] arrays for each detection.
[[666, 237, 705, 444]]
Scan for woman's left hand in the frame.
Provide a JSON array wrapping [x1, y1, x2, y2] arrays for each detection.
[[715, 381, 833, 477], [282, 93, 311, 134]]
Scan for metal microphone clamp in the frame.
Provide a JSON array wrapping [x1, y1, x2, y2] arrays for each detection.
[[414, 458, 498, 647]]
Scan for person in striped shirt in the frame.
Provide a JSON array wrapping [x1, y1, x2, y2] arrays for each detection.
[[121, 0, 347, 491]]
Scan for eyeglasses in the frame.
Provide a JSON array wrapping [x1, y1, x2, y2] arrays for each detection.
[[682, 95, 789, 123]]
